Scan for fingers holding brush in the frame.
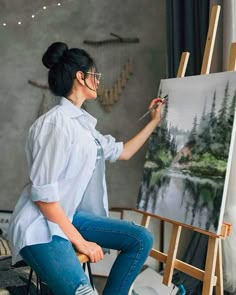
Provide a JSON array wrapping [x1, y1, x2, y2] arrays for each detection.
[[149, 98, 162, 123], [138, 95, 167, 121]]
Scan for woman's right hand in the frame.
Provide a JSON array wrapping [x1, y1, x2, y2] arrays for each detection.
[[148, 97, 163, 124], [35, 201, 104, 262], [74, 240, 104, 263]]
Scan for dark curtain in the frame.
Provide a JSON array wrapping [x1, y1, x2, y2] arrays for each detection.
[[166, 0, 210, 77]]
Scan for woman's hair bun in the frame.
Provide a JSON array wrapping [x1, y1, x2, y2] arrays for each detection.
[[42, 42, 69, 69]]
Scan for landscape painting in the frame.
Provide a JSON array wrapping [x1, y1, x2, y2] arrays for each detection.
[[137, 71, 236, 234]]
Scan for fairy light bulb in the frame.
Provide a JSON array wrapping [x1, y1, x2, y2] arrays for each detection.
[[1, 1, 72, 30]]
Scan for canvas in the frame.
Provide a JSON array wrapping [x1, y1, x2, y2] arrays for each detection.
[[137, 71, 236, 235]]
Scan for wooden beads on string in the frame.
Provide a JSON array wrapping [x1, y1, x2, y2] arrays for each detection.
[[98, 58, 133, 112]]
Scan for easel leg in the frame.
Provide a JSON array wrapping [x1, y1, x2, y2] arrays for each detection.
[[215, 239, 223, 295], [141, 214, 150, 228], [162, 224, 182, 286], [202, 237, 219, 295]]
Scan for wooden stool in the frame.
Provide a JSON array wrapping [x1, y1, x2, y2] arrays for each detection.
[[26, 252, 94, 295]]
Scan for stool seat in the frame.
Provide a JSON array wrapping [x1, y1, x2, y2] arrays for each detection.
[[76, 252, 90, 264]]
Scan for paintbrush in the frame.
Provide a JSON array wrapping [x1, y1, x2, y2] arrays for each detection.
[[138, 94, 168, 121]]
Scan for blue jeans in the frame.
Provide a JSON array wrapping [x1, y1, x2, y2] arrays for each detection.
[[20, 211, 153, 295]]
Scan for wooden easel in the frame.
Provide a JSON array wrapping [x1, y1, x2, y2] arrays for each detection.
[[135, 5, 236, 295]]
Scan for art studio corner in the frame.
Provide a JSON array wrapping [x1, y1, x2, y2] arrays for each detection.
[[0, 1, 236, 295]]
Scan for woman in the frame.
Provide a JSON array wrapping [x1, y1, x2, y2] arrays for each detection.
[[8, 42, 163, 295]]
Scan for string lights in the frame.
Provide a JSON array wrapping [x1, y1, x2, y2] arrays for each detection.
[[1, 1, 73, 28]]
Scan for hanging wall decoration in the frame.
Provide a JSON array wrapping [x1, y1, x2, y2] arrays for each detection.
[[96, 58, 133, 112], [84, 32, 139, 111], [83, 32, 140, 46]]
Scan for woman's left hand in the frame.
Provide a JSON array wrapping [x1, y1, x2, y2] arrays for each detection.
[[148, 97, 164, 124]]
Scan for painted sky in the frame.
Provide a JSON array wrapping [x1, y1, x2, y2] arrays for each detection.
[[159, 71, 236, 132]]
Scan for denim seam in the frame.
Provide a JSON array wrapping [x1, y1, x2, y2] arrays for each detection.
[[77, 227, 144, 240], [119, 241, 143, 294]]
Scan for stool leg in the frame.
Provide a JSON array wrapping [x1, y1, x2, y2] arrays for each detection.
[[86, 262, 94, 290], [39, 277, 43, 295], [26, 268, 33, 295], [82, 263, 86, 271], [36, 273, 40, 295]]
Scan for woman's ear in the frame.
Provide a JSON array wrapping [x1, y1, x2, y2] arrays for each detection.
[[75, 71, 85, 85]]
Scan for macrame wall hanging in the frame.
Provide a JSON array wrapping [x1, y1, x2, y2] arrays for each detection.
[[28, 33, 140, 115], [83, 33, 140, 112], [96, 57, 133, 112]]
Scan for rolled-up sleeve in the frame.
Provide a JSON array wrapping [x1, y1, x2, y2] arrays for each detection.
[[28, 124, 69, 202], [94, 131, 123, 162], [31, 182, 59, 202]]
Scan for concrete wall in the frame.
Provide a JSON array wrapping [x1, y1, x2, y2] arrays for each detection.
[[0, 0, 167, 210]]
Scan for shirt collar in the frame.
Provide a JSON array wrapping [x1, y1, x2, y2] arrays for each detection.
[[59, 97, 97, 127]]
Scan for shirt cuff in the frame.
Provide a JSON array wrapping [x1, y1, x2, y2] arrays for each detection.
[[31, 182, 60, 202], [110, 142, 123, 162]]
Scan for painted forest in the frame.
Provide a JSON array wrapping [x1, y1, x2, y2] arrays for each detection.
[[146, 82, 236, 176]]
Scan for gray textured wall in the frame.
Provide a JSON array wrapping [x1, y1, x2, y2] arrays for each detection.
[[0, 0, 167, 210]]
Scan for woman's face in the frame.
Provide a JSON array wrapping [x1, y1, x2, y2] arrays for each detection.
[[84, 68, 101, 100]]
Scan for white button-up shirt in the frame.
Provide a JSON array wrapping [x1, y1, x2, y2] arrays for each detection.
[[8, 97, 123, 264]]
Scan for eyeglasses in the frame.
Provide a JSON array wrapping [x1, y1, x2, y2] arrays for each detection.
[[86, 71, 102, 81]]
